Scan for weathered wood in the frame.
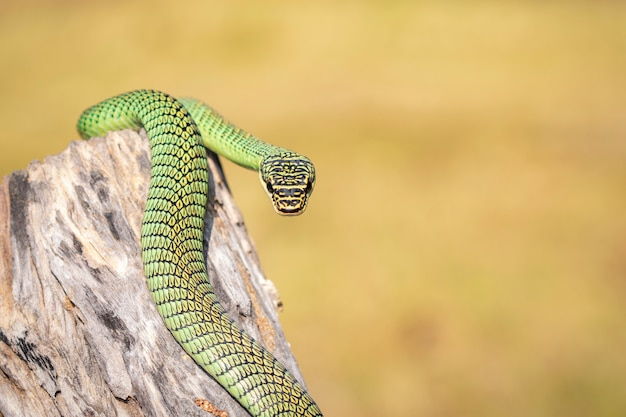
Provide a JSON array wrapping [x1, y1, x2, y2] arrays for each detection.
[[0, 130, 305, 417]]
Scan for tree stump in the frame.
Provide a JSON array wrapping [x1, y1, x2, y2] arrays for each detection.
[[0, 130, 307, 417]]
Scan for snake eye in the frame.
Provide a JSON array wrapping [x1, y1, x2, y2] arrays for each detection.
[[265, 180, 274, 194], [304, 180, 313, 194]]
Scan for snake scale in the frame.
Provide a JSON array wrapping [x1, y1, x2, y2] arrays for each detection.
[[77, 90, 321, 417]]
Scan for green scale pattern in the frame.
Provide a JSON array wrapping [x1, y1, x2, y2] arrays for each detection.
[[77, 90, 322, 417], [178, 98, 290, 170]]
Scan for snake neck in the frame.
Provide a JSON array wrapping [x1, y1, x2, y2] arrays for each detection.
[[179, 98, 316, 215], [178, 98, 291, 171]]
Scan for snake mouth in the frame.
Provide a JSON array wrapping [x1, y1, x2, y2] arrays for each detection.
[[274, 204, 306, 216]]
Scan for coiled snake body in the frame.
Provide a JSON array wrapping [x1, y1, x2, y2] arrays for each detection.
[[77, 90, 321, 417]]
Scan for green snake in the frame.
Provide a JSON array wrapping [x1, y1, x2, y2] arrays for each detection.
[[77, 90, 320, 417]]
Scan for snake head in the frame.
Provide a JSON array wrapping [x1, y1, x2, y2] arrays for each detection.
[[259, 152, 316, 216]]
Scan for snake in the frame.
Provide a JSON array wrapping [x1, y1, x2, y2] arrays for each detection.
[[77, 89, 321, 417]]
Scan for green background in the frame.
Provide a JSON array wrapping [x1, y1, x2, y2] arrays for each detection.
[[2, 1, 626, 416]]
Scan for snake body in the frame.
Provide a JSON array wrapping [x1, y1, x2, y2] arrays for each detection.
[[77, 90, 320, 417]]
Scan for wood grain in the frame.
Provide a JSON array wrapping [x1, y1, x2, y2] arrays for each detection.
[[0, 130, 305, 417]]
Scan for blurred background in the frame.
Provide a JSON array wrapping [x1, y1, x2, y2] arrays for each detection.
[[1, 1, 625, 415]]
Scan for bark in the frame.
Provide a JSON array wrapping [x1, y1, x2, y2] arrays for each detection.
[[0, 130, 304, 417]]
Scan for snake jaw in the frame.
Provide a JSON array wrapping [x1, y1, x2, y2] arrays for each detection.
[[260, 152, 315, 216]]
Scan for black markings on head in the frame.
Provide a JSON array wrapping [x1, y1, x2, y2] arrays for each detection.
[[259, 152, 315, 215]]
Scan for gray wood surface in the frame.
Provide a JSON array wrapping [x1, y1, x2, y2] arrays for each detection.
[[0, 130, 305, 417]]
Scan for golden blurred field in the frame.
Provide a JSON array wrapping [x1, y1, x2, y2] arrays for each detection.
[[2, 1, 626, 416]]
